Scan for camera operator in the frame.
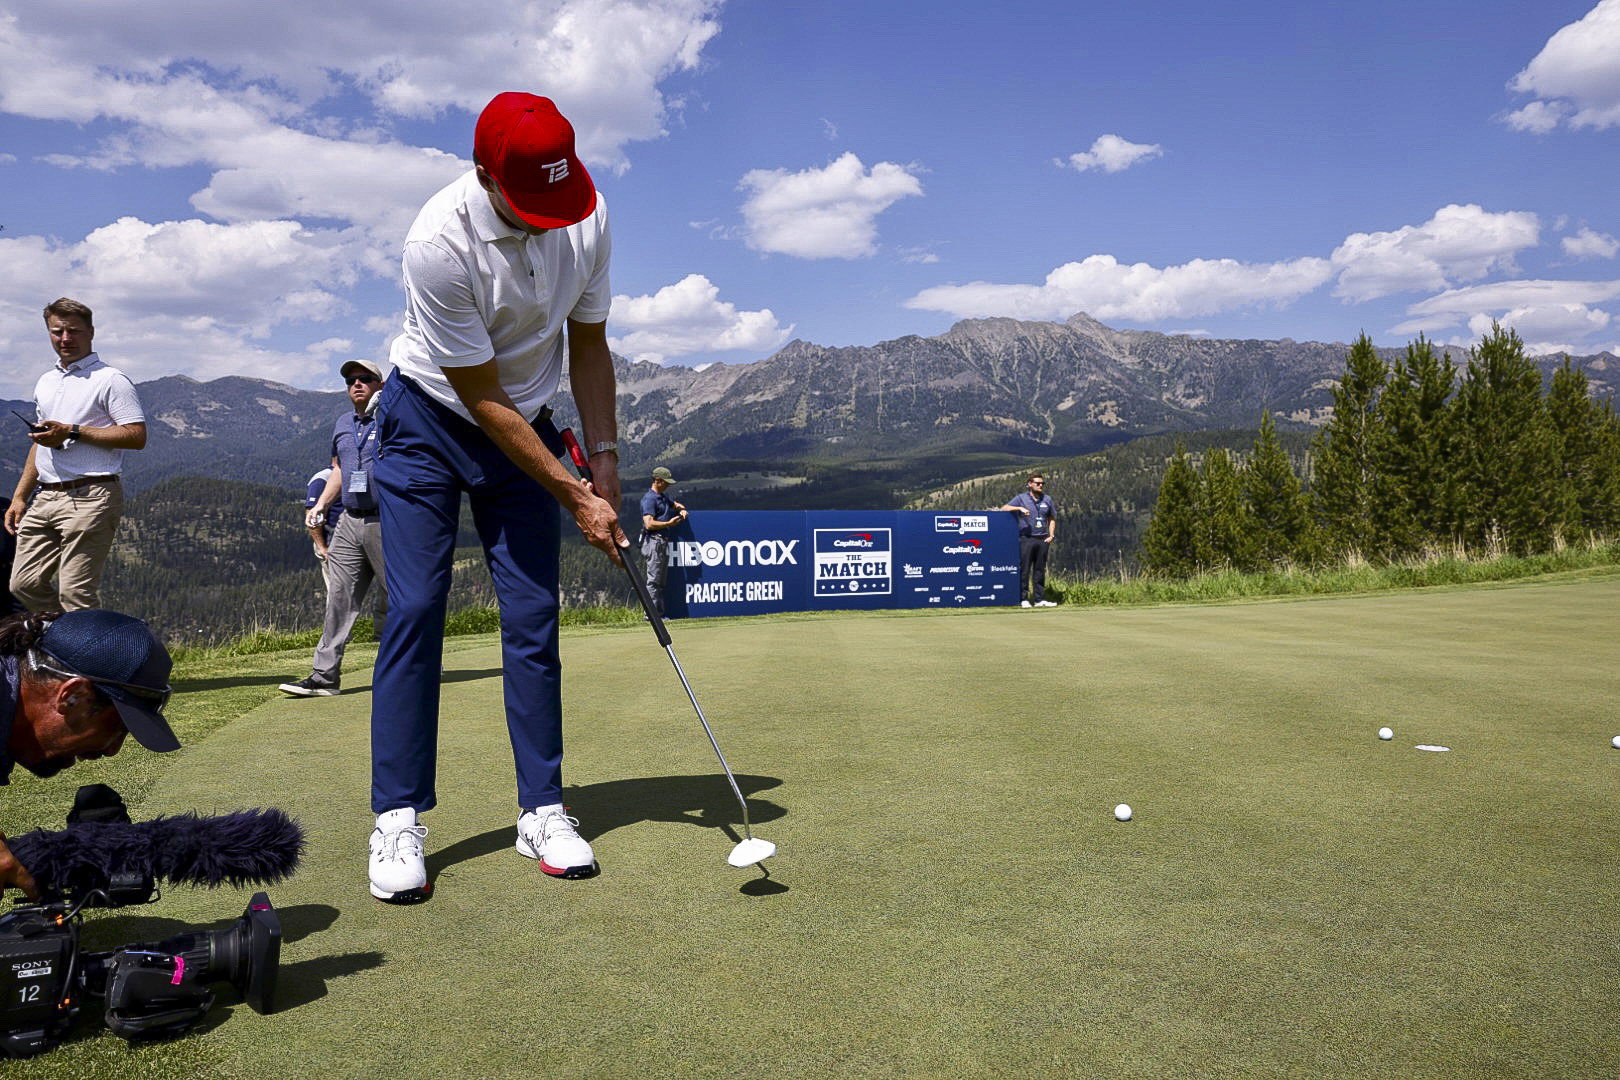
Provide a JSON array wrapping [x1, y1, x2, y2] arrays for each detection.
[[0, 609, 177, 899]]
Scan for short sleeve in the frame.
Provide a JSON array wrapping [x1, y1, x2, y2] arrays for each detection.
[[402, 240, 497, 367]]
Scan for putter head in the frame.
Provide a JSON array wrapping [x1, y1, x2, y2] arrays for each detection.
[[728, 837, 776, 868]]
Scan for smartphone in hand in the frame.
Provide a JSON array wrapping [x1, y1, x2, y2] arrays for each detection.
[[11, 410, 46, 434]]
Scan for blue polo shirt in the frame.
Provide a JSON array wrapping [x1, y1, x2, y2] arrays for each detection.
[[1007, 491, 1055, 538], [331, 411, 382, 514], [640, 488, 678, 540]]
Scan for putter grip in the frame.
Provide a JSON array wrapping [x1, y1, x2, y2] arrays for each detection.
[[560, 428, 674, 648]]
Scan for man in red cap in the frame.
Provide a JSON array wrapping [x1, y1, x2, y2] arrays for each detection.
[[365, 92, 626, 903]]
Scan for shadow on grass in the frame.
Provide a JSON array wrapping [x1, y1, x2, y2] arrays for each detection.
[[57, 902, 381, 1050], [424, 773, 786, 885]]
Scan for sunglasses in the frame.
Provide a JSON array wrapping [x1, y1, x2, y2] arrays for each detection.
[[33, 651, 172, 714], [346, 374, 380, 386]]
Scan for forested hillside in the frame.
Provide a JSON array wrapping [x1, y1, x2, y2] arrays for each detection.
[[99, 477, 639, 645]]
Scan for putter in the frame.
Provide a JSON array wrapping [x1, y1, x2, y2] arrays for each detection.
[[561, 429, 777, 869]]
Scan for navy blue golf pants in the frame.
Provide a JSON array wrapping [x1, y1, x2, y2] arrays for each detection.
[[371, 375, 564, 814]]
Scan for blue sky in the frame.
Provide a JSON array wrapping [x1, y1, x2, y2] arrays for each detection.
[[2, 0, 1617, 398]]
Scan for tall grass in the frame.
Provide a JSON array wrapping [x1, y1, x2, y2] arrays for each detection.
[[1052, 539, 1620, 606], [168, 603, 641, 663]]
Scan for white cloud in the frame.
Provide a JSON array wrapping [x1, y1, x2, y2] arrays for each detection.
[[1464, 304, 1611, 354], [1391, 278, 1620, 356], [1058, 134, 1163, 174], [609, 274, 792, 364], [738, 152, 924, 259], [1506, 0, 1620, 132], [0, 0, 724, 394], [905, 254, 1333, 322], [1330, 204, 1541, 302], [1563, 227, 1620, 259]]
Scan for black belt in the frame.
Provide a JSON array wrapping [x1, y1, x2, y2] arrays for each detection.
[[37, 475, 117, 492]]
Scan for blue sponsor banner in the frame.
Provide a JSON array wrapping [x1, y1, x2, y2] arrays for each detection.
[[661, 510, 1019, 619]]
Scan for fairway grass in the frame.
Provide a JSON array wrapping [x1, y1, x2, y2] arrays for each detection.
[[4, 577, 1618, 1078]]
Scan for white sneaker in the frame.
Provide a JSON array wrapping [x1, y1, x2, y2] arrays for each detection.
[[1020, 600, 1032, 608], [369, 808, 430, 903], [516, 806, 598, 879], [1035, 600, 1057, 607]]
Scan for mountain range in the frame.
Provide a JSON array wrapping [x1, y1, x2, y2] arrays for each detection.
[[4, 313, 1614, 499]]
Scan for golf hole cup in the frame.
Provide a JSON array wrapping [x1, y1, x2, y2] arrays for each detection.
[[1114, 803, 1132, 822]]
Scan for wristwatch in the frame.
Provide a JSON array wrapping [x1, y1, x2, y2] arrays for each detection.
[[587, 440, 618, 457], [65, 424, 80, 446]]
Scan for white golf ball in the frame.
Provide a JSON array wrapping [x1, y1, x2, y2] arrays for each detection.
[[1378, 727, 1394, 741], [1113, 803, 1132, 822], [1612, 735, 1620, 749]]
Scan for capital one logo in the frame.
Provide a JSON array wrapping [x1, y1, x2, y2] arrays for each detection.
[[544, 159, 570, 184]]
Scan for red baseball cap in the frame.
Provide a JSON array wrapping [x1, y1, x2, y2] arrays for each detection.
[[474, 92, 597, 229]]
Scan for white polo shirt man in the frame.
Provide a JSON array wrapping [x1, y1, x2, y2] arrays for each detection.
[[7, 302, 146, 611]]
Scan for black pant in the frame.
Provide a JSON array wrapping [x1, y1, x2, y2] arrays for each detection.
[[1019, 536, 1049, 602]]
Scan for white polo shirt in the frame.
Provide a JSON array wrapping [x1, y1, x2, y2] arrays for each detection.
[[30, 353, 145, 483], [389, 170, 612, 424]]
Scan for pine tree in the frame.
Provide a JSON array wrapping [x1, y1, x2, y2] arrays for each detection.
[[1451, 325, 1560, 554], [1311, 334, 1388, 560], [1374, 336, 1457, 555], [1546, 358, 1620, 541], [1200, 448, 1257, 571], [1140, 442, 1204, 577], [1243, 411, 1314, 567]]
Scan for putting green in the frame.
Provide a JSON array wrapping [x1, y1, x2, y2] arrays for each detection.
[[19, 578, 1620, 1078]]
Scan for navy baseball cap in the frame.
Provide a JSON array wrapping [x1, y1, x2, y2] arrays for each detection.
[[38, 610, 178, 753]]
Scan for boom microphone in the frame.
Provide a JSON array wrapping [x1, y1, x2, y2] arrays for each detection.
[[8, 809, 306, 899]]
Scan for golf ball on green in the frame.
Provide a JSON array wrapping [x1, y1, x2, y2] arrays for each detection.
[[1612, 735, 1620, 749], [1378, 727, 1394, 740], [1114, 803, 1132, 821]]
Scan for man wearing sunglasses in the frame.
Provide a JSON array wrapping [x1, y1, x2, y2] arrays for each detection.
[[0, 608, 178, 899], [997, 473, 1058, 608], [279, 360, 389, 697]]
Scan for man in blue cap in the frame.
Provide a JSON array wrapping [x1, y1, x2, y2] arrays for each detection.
[[0, 608, 178, 898]]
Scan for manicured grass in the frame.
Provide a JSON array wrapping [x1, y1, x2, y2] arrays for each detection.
[[4, 574, 1618, 1078]]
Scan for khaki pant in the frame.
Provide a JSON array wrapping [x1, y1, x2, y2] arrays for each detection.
[[309, 511, 387, 684], [10, 478, 124, 611]]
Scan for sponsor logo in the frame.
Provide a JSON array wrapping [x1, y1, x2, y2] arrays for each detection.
[[927, 566, 960, 574], [941, 540, 982, 555], [544, 159, 571, 184], [990, 564, 1017, 574], [671, 539, 799, 568], [966, 562, 984, 576], [902, 564, 923, 578], [935, 515, 990, 534], [814, 528, 891, 596]]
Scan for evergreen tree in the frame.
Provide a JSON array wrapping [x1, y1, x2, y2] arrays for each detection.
[[1140, 441, 1204, 577], [1374, 336, 1457, 555], [1242, 411, 1314, 567], [1311, 334, 1388, 560], [1200, 447, 1257, 571], [1546, 358, 1620, 541], [1451, 325, 1560, 554]]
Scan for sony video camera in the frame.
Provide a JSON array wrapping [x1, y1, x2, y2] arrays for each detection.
[[0, 785, 298, 1057], [0, 887, 280, 1056]]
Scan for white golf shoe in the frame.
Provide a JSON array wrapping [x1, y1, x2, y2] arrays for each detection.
[[369, 808, 430, 903], [516, 806, 599, 879]]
